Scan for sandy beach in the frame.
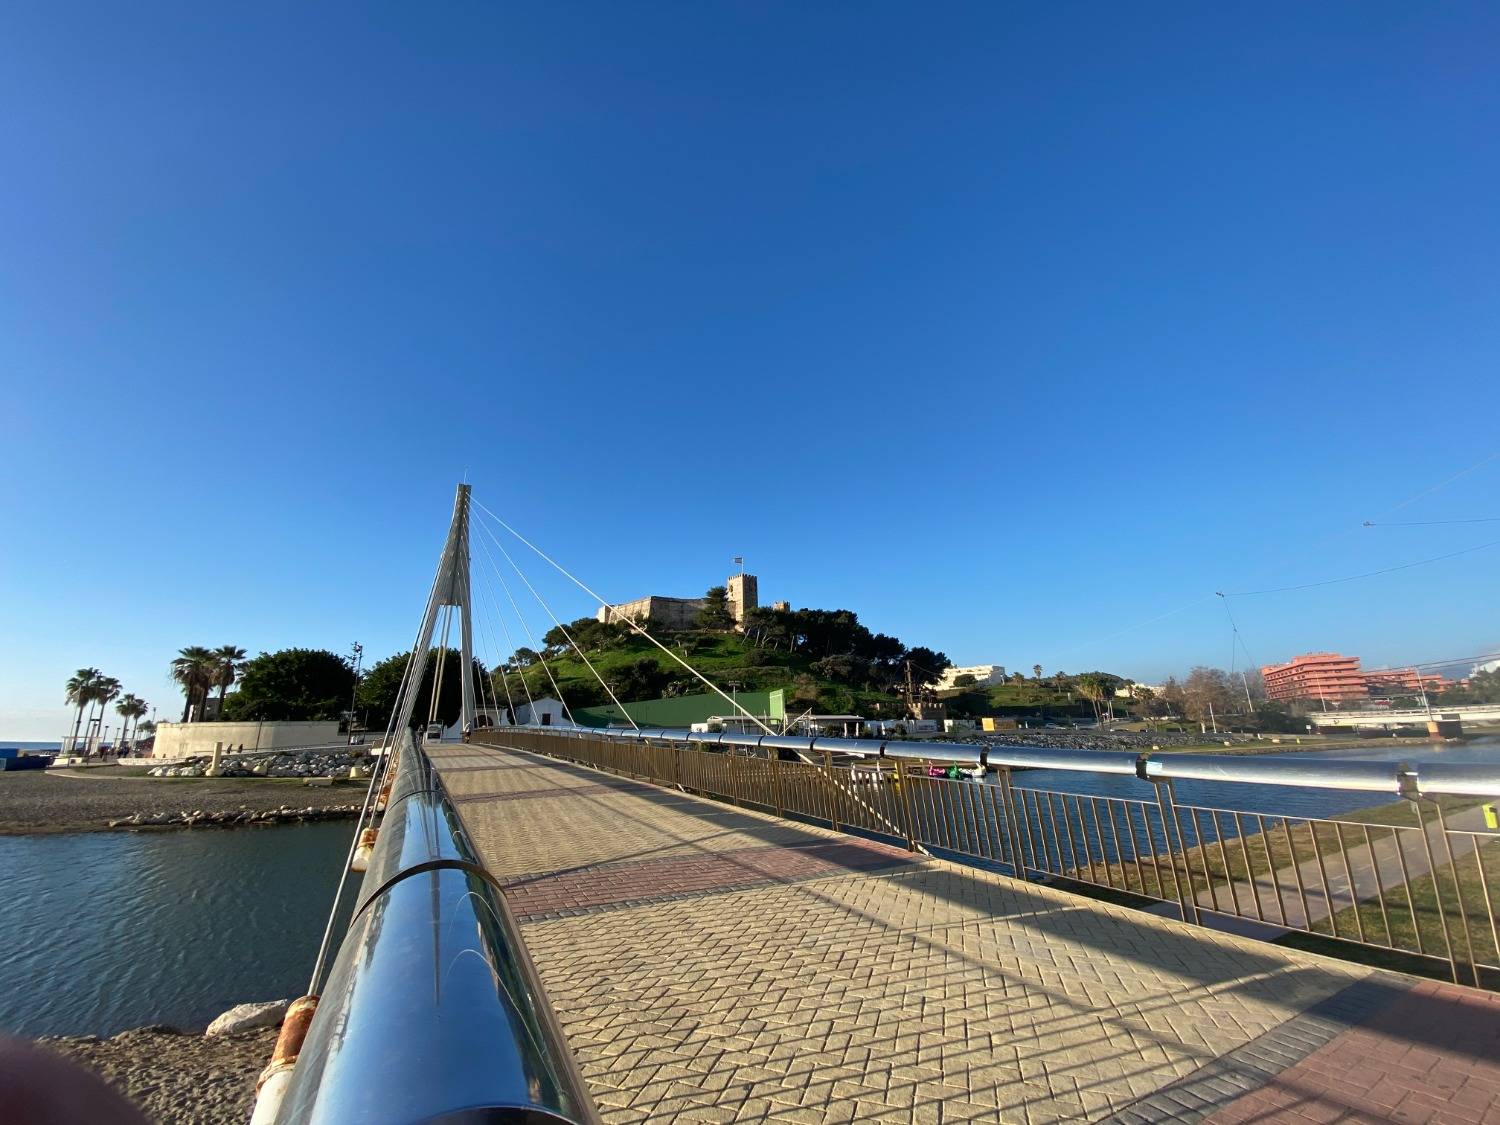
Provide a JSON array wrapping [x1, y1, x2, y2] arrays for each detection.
[[32, 1026, 275, 1124], [0, 770, 367, 835]]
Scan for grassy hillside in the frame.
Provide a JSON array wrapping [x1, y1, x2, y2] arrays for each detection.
[[494, 632, 907, 717]]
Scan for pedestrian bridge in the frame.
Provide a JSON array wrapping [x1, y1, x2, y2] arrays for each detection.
[[1310, 702, 1500, 735], [250, 485, 1500, 1123]]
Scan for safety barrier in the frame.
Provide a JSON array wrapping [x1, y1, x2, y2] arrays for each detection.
[[474, 726, 1500, 991]]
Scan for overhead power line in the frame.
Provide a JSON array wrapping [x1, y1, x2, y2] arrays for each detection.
[[1363, 517, 1500, 527], [1218, 538, 1500, 597]]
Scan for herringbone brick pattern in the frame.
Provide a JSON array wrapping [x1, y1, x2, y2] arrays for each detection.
[[428, 743, 1492, 1123]]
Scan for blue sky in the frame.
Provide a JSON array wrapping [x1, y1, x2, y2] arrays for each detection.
[[3, 2, 1498, 738]]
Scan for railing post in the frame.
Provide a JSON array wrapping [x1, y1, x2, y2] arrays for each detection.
[[896, 760, 918, 852], [1151, 779, 1200, 926], [769, 748, 784, 818], [822, 749, 840, 832], [995, 766, 1025, 876], [1415, 799, 1476, 987], [727, 746, 741, 806]]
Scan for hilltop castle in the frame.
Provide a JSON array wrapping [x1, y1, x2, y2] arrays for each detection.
[[598, 572, 785, 631]]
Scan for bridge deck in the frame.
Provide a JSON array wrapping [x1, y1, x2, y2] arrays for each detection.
[[431, 742, 1500, 1124]]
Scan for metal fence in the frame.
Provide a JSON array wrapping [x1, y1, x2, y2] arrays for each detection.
[[474, 727, 1500, 990]]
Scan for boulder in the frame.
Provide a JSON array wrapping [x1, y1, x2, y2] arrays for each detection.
[[205, 999, 289, 1037]]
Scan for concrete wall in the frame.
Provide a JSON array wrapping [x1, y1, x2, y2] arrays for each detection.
[[150, 720, 342, 759]]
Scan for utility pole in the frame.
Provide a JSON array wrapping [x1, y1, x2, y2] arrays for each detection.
[[904, 660, 915, 718], [348, 642, 364, 743]]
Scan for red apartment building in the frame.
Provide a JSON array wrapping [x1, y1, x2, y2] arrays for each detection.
[[1260, 653, 1448, 703], [1260, 653, 1368, 703]]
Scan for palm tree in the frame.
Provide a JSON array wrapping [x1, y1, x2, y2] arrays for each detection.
[[64, 668, 102, 749], [1032, 664, 1043, 680], [171, 647, 218, 721], [115, 694, 148, 752], [90, 676, 122, 747], [211, 645, 247, 717]]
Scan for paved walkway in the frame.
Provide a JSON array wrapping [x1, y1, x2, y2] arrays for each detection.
[[432, 742, 1500, 1124], [1190, 807, 1496, 933]]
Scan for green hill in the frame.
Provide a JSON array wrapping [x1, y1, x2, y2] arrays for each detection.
[[492, 630, 909, 719]]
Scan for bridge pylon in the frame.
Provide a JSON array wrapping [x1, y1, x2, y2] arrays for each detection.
[[393, 483, 477, 737]]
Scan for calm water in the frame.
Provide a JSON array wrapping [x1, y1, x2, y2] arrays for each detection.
[[0, 822, 353, 1036], [1016, 735, 1500, 820]]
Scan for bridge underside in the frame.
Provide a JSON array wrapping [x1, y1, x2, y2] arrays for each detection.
[[431, 742, 1500, 1123]]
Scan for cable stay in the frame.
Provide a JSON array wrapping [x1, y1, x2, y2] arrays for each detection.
[[469, 496, 921, 850], [471, 497, 776, 736], [472, 513, 640, 730], [471, 521, 577, 726]]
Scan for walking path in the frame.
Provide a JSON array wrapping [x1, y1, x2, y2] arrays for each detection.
[[1188, 807, 1495, 933], [432, 742, 1500, 1123]]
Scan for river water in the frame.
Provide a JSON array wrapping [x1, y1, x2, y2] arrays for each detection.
[[2, 738, 1496, 1037], [0, 822, 352, 1037], [1016, 735, 1500, 820]]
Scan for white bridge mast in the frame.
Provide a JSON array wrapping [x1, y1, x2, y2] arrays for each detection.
[[394, 483, 477, 737]]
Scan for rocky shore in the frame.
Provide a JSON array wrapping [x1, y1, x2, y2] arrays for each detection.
[[0, 770, 368, 835], [34, 1026, 276, 1124], [106, 802, 363, 830]]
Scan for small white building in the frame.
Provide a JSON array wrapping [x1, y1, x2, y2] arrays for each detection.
[[478, 697, 570, 728], [935, 665, 1006, 691]]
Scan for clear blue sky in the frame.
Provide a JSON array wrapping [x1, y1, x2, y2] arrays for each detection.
[[4, 2, 1498, 738]]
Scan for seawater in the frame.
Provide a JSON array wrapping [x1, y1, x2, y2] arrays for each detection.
[[0, 821, 353, 1036]]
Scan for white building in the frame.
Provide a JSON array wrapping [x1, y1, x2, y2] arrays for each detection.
[[935, 664, 1006, 691]]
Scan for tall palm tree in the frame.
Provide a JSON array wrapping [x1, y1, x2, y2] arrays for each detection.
[[65, 668, 102, 749], [171, 647, 218, 721], [90, 676, 122, 747], [115, 693, 148, 751], [211, 645, 247, 716]]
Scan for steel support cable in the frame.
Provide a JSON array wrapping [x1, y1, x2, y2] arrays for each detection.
[[474, 542, 537, 718], [428, 605, 454, 730], [473, 525, 549, 722], [470, 498, 775, 736], [469, 571, 516, 723], [469, 500, 918, 849], [307, 554, 446, 993], [471, 520, 576, 725], [472, 511, 640, 730]]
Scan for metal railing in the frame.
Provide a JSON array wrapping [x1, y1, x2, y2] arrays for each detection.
[[275, 738, 598, 1124], [474, 726, 1500, 990]]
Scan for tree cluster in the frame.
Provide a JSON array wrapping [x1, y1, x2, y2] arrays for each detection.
[[741, 606, 950, 691], [222, 648, 356, 722]]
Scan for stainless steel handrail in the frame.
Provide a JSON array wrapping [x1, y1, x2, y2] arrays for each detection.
[[274, 744, 598, 1125], [506, 724, 1499, 799]]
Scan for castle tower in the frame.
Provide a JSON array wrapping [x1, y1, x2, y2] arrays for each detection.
[[726, 572, 758, 628]]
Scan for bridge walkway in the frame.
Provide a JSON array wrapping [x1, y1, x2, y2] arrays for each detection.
[[430, 742, 1500, 1124]]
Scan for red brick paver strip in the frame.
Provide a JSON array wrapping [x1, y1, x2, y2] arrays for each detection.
[[500, 838, 920, 919], [1203, 979, 1500, 1125]]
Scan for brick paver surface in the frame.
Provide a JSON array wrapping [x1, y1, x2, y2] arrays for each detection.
[[431, 743, 1500, 1124]]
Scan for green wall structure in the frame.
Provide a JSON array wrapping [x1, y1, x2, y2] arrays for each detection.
[[573, 688, 786, 730]]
